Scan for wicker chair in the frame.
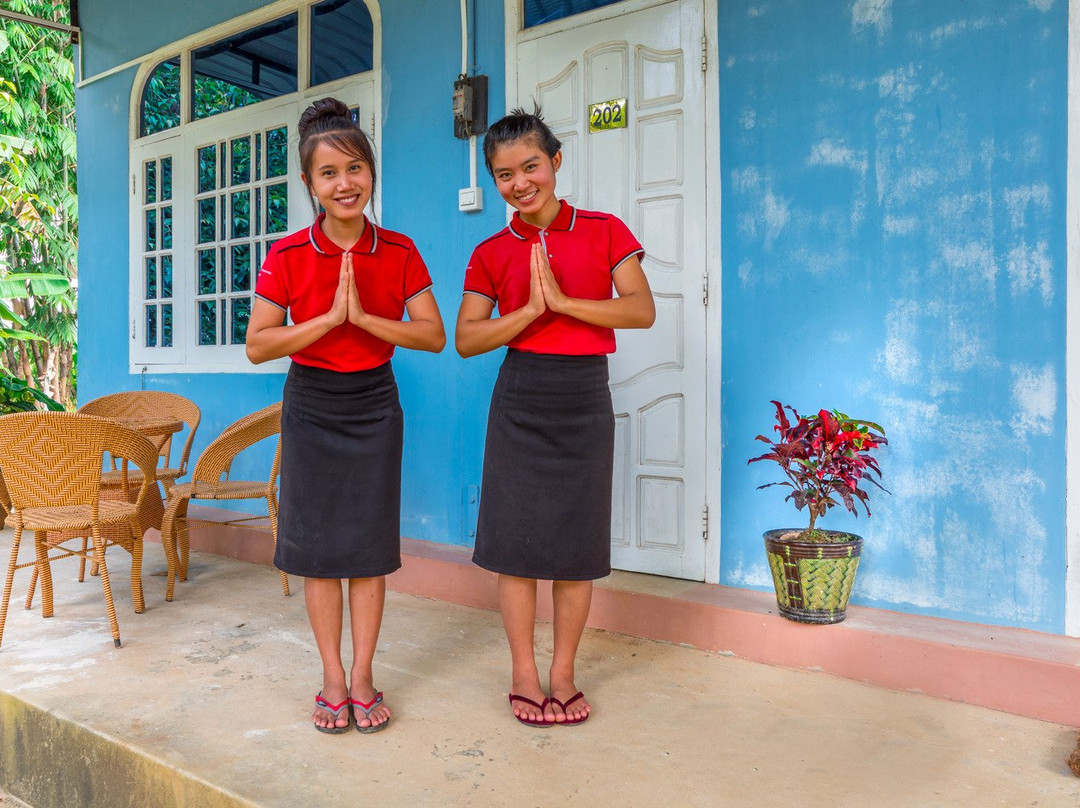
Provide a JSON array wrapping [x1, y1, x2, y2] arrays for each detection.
[[79, 391, 202, 493], [0, 412, 160, 649], [160, 401, 289, 601]]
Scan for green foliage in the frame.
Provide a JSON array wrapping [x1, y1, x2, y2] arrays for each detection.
[[0, 370, 63, 413], [0, 1, 77, 408]]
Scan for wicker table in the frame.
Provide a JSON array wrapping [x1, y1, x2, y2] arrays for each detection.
[[105, 416, 183, 531]]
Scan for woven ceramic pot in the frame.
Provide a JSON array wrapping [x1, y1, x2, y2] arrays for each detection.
[[763, 529, 862, 624]]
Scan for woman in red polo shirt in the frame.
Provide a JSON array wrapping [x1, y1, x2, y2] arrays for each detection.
[[247, 98, 445, 734], [456, 108, 655, 727]]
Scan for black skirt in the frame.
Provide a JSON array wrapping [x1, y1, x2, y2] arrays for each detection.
[[472, 349, 614, 580], [275, 361, 403, 579]]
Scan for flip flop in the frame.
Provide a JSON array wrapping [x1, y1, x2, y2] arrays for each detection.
[[313, 692, 351, 734], [508, 693, 555, 727], [351, 692, 391, 734], [551, 691, 589, 726]]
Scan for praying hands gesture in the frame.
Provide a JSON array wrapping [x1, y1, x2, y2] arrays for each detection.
[[245, 251, 444, 364]]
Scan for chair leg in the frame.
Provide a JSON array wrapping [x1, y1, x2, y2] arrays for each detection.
[[160, 495, 187, 602], [24, 563, 37, 610], [78, 536, 88, 581], [178, 506, 191, 582], [0, 526, 23, 650], [268, 494, 290, 597], [34, 531, 54, 619], [91, 529, 121, 647], [129, 523, 145, 614]]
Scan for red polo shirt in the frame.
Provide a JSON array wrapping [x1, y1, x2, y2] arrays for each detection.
[[463, 201, 644, 355], [255, 214, 433, 372]]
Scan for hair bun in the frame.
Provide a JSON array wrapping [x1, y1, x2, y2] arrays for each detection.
[[298, 97, 352, 140]]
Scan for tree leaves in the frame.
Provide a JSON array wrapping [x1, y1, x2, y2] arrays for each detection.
[[0, 1, 77, 409]]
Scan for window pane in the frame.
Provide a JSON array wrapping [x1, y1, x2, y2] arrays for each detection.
[[231, 297, 251, 344], [162, 255, 173, 297], [266, 127, 288, 177], [162, 205, 172, 250], [146, 306, 158, 347], [199, 301, 217, 345], [198, 146, 217, 193], [231, 190, 251, 239], [141, 57, 180, 136], [162, 304, 173, 347], [311, 0, 373, 86], [145, 161, 157, 204], [192, 15, 298, 120], [146, 257, 157, 299], [145, 209, 157, 251], [198, 198, 216, 243], [524, 0, 623, 27], [199, 249, 217, 294], [255, 132, 262, 181], [266, 182, 288, 233], [162, 157, 172, 201], [231, 137, 251, 185], [231, 244, 251, 291]]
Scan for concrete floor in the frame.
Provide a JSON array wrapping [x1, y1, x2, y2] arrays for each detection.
[[0, 528, 1078, 808]]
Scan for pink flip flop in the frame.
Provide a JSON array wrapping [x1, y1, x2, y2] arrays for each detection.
[[508, 693, 555, 727], [551, 691, 589, 726]]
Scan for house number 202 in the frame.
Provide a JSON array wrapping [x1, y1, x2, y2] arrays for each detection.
[[588, 98, 628, 133]]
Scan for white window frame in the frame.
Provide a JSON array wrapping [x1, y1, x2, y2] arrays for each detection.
[[127, 0, 381, 374]]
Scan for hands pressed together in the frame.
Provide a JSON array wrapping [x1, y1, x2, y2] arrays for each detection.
[[328, 252, 369, 329], [524, 242, 569, 318]]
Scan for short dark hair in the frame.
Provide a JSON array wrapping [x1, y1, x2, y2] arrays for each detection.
[[297, 97, 378, 217], [482, 104, 561, 177]]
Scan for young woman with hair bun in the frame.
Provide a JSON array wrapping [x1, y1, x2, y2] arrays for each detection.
[[247, 97, 445, 734]]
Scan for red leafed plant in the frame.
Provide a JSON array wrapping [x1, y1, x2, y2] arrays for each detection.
[[749, 401, 889, 539]]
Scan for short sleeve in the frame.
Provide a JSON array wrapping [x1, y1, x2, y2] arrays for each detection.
[[463, 247, 496, 303], [254, 245, 289, 310], [404, 242, 434, 302], [607, 215, 645, 273]]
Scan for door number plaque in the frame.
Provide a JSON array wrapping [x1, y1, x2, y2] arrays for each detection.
[[588, 98, 628, 133]]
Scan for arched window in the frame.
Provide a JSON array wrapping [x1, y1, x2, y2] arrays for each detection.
[[141, 57, 181, 136]]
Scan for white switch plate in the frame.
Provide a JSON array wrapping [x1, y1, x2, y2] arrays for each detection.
[[458, 186, 483, 212]]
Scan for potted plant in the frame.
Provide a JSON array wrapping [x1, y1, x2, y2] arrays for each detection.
[[748, 400, 889, 624]]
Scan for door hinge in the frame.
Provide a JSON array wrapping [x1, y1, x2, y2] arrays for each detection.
[[701, 503, 709, 542], [701, 35, 708, 73], [132, 173, 136, 195], [702, 269, 709, 307]]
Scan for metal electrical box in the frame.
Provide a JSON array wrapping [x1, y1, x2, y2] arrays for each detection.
[[452, 74, 488, 139]]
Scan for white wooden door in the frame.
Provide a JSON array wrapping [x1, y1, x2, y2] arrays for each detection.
[[516, 0, 710, 580]]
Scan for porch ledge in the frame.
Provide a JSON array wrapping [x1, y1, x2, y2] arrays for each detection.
[[172, 506, 1080, 727]]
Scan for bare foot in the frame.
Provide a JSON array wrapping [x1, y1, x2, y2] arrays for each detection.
[[313, 689, 350, 732], [509, 678, 556, 725], [350, 677, 391, 732], [549, 683, 591, 724]]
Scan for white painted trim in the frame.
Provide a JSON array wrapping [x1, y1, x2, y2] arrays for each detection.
[[702, 0, 721, 585], [1066, 0, 1079, 636]]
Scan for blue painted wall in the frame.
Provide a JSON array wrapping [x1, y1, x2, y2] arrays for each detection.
[[719, 0, 1067, 632], [76, 0, 1070, 632]]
